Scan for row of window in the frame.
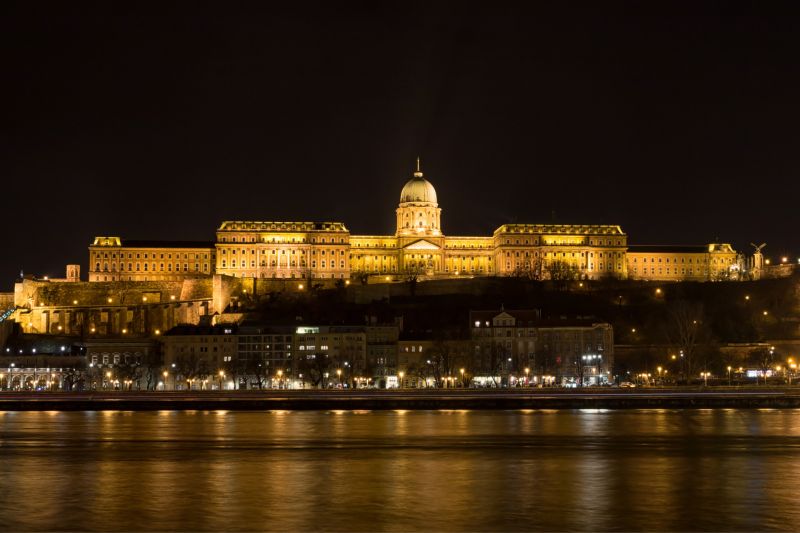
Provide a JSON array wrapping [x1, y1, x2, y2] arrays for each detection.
[[220, 236, 347, 244], [220, 260, 346, 269], [92, 252, 210, 260], [219, 248, 348, 256], [95, 262, 208, 273]]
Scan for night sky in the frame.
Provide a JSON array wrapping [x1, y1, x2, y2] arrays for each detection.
[[3, 3, 799, 284]]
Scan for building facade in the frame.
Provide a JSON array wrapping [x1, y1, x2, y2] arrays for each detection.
[[85, 163, 740, 283], [627, 244, 739, 281], [88, 237, 215, 282], [470, 309, 614, 386]]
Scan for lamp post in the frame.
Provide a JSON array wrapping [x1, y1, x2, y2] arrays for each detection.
[[276, 369, 283, 390], [460, 368, 466, 388], [524, 367, 530, 387], [163, 370, 168, 391], [701, 371, 710, 387], [727, 366, 732, 386], [398, 371, 404, 389], [336, 368, 342, 388], [219, 370, 225, 391]]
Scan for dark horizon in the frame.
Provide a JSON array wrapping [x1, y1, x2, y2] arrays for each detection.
[[4, 3, 800, 283]]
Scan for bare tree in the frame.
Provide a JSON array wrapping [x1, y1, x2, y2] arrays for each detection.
[[510, 257, 543, 281], [545, 260, 581, 281], [663, 301, 710, 382], [401, 263, 426, 296], [749, 347, 776, 385], [351, 270, 370, 285], [298, 352, 330, 389]]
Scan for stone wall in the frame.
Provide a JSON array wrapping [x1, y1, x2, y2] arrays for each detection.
[[9, 277, 217, 336], [0, 293, 14, 309]]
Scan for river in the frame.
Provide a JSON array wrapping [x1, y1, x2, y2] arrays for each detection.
[[1, 409, 798, 531]]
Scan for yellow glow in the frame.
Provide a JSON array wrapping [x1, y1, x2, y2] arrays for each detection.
[[170, 295, 176, 300], [107, 297, 113, 303], [90, 327, 96, 333], [298, 283, 304, 290], [142, 296, 148, 302], [745, 295, 750, 301], [122, 328, 127, 334], [655, 288, 662, 295], [72, 300, 78, 305], [154, 329, 160, 335]]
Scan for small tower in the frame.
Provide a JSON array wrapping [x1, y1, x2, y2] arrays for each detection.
[[66, 264, 81, 282]]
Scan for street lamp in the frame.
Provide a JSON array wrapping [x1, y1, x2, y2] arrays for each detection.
[[276, 369, 283, 390], [727, 366, 732, 386], [398, 371, 404, 389], [700, 371, 710, 387], [524, 367, 530, 386], [219, 370, 225, 391], [163, 370, 168, 391], [336, 368, 342, 387]]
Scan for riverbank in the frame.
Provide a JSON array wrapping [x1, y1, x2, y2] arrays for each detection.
[[1, 388, 800, 410]]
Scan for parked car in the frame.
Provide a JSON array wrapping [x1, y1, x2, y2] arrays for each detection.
[[619, 381, 637, 388]]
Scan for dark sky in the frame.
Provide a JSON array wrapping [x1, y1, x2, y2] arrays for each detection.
[[3, 3, 799, 283]]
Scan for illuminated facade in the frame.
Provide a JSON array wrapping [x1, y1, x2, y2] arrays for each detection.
[[88, 237, 215, 282], [86, 162, 740, 282], [627, 244, 739, 281], [210, 163, 629, 280]]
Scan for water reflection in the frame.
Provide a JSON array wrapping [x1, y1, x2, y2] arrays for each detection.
[[1, 410, 800, 531]]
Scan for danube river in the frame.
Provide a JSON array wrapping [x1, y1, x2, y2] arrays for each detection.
[[1, 409, 799, 532]]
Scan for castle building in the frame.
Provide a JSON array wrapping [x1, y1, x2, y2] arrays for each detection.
[[626, 244, 739, 281], [84, 161, 740, 283], [88, 237, 215, 282]]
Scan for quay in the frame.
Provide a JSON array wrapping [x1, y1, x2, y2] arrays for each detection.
[[1, 388, 800, 411]]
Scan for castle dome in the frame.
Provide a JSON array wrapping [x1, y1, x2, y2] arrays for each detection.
[[399, 161, 438, 205]]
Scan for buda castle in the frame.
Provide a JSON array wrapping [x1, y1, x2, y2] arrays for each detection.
[[88, 161, 739, 284]]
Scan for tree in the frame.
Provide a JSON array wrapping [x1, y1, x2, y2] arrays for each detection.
[[510, 257, 543, 281], [663, 300, 711, 382], [246, 355, 269, 389], [401, 263, 426, 296], [297, 352, 330, 389], [749, 347, 776, 385], [138, 349, 163, 391], [544, 261, 581, 291], [351, 270, 370, 285]]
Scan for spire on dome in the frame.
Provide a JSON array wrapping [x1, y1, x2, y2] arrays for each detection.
[[414, 157, 423, 178]]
